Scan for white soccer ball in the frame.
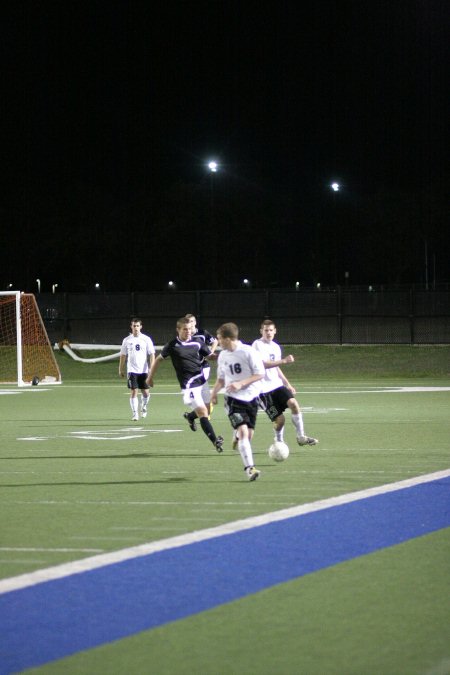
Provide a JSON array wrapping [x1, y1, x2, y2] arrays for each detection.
[[268, 441, 290, 462]]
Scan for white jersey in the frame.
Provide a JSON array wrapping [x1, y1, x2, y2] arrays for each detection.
[[120, 333, 155, 374], [217, 340, 265, 402], [252, 338, 284, 393]]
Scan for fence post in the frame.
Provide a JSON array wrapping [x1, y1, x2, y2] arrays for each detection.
[[409, 287, 415, 345]]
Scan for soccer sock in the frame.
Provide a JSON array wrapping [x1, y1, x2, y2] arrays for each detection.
[[238, 439, 254, 468], [275, 428, 284, 442], [292, 412, 305, 437], [200, 416, 216, 443], [141, 394, 149, 410], [130, 398, 138, 414], [188, 411, 198, 423]]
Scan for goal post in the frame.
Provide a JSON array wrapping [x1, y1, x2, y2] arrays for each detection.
[[0, 291, 62, 386]]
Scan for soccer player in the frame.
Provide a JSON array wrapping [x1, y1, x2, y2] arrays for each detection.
[[119, 318, 155, 421], [252, 319, 318, 447], [211, 322, 265, 481], [146, 318, 224, 452], [182, 313, 218, 431]]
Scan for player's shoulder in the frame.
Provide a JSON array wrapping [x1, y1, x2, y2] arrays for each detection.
[[236, 341, 258, 355]]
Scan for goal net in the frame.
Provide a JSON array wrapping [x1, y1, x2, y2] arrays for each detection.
[[0, 291, 62, 386]]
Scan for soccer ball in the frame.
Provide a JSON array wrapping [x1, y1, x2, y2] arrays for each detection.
[[268, 441, 290, 462], [31, 376, 40, 386]]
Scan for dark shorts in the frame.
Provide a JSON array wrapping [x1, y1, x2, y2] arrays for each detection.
[[224, 396, 259, 430], [127, 373, 149, 391], [259, 386, 293, 421]]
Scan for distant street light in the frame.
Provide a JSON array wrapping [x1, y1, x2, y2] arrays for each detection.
[[331, 182, 340, 192], [168, 280, 176, 290], [242, 278, 251, 288], [206, 160, 220, 287], [36, 278, 41, 293], [95, 283, 100, 290], [7, 283, 13, 289], [52, 283, 58, 294]]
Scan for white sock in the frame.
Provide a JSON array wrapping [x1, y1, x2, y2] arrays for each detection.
[[141, 395, 149, 410], [292, 412, 305, 437], [238, 439, 254, 468], [130, 398, 138, 414], [275, 428, 284, 442]]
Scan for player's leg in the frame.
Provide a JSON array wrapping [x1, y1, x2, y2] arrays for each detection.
[[227, 398, 260, 480], [139, 375, 150, 418], [184, 387, 223, 452], [273, 413, 286, 442], [128, 374, 140, 420], [261, 390, 285, 443], [287, 398, 319, 446]]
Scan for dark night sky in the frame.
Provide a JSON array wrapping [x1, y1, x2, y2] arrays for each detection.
[[1, 0, 449, 292]]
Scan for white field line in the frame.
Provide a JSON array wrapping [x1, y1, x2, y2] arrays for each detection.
[[0, 469, 449, 595], [0, 548, 103, 553]]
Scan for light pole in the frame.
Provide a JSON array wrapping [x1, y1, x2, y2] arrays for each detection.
[[330, 182, 340, 286], [207, 160, 219, 287], [36, 278, 41, 293]]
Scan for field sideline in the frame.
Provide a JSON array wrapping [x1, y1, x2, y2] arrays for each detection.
[[0, 346, 449, 673]]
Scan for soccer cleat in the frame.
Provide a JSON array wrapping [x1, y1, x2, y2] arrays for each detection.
[[183, 412, 197, 431], [297, 435, 319, 446], [232, 434, 239, 451], [141, 409, 147, 418], [214, 436, 224, 453], [132, 413, 139, 421], [246, 466, 261, 481]]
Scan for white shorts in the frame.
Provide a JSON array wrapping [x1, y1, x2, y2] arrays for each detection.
[[182, 385, 206, 410]]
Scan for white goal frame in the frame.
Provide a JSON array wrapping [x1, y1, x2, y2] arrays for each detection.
[[0, 290, 61, 387], [0, 291, 23, 386]]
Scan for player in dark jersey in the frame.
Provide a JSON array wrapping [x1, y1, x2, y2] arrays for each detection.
[[182, 313, 218, 431], [146, 317, 223, 452]]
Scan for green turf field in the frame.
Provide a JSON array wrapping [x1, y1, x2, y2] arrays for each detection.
[[1, 346, 449, 674]]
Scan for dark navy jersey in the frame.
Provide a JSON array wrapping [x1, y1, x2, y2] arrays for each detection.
[[192, 328, 216, 366], [161, 336, 211, 389]]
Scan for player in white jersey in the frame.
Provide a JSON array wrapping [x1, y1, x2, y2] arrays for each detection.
[[252, 319, 318, 447], [119, 318, 155, 421], [211, 323, 265, 481]]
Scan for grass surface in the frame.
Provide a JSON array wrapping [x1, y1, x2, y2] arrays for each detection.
[[1, 346, 449, 674]]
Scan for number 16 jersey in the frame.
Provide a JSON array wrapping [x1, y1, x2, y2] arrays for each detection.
[[217, 340, 265, 402]]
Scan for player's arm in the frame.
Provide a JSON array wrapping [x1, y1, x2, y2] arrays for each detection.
[[146, 354, 163, 387], [226, 373, 264, 393], [208, 337, 219, 355], [119, 353, 126, 377], [210, 377, 225, 405], [263, 354, 294, 368], [278, 368, 296, 394]]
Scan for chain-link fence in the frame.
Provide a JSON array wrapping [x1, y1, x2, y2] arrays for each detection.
[[37, 288, 450, 345]]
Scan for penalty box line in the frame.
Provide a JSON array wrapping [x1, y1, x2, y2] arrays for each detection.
[[1, 468, 449, 596]]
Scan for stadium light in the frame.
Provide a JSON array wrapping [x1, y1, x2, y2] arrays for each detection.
[[295, 281, 300, 289], [36, 279, 41, 293], [331, 182, 340, 192], [95, 283, 100, 290], [208, 161, 218, 173], [7, 283, 13, 289], [52, 283, 58, 294], [242, 278, 251, 288], [168, 280, 176, 290]]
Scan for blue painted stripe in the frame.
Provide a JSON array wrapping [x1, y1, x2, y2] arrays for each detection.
[[1, 476, 449, 674]]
